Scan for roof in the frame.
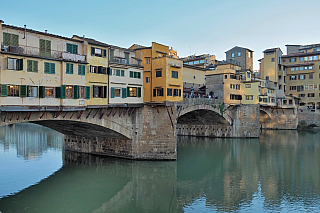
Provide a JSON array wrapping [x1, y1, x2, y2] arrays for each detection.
[[2, 24, 82, 43], [282, 51, 320, 58], [263, 47, 282, 53], [225, 46, 254, 53], [182, 64, 210, 71]]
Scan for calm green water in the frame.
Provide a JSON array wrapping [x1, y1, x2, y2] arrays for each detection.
[[0, 124, 320, 212]]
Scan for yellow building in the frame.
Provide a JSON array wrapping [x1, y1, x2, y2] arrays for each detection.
[[206, 62, 259, 105], [73, 36, 109, 107], [182, 64, 207, 96], [130, 42, 183, 103], [1, 22, 87, 108], [282, 44, 320, 110]]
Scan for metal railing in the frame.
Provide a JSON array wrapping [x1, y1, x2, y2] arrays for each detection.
[[110, 57, 142, 67], [1, 43, 86, 63]]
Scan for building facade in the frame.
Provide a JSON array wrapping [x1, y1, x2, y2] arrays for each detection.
[[225, 46, 254, 71]]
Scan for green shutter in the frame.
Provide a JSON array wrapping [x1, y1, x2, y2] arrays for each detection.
[[27, 60, 32, 72], [85, 86, 90, 99], [39, 86, 45, 98], [127, 87, 130, 97], [103, 49, 107, 58], [70, 64, 73, 74], [1, 84, 7, 97], [19, 59, 23, 70], [66, 63, 70, 74], [73, 45, 78, 54], [122, 88, 127, 98], [109, 68, 112, 76], [66, 43, 72, 53], [33, 61, 38, 72], [130, 71, 133, 78], [137, 87, 141, 98], [111, 87, 115, 98], [55, 87, 61, 98], [153, 89, 156, 97], [73, 85, 79, 99], [110, 49, 114, 60], [39, 39, 45, 56], [121, 70, 125, 77], [12, 34, 19, 46], [125, 53, 129, 64], [138, 72, 141, 78], [78, 64, 85, 75], [20, 85, 27, 97], [82, 65, 86, 75], [61, 85, 66, 99], [91, 47, 95, 56], [3, 33, 10, 46], [50, 63, 55, 74], [45, 40, 51, 57]]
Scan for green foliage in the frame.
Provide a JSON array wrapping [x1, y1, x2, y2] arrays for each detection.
[[308, 124, 318, 128], [219, 103, 224, 115]]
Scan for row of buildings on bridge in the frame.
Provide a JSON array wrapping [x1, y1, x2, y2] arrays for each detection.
[[0, 20, 317, 111]]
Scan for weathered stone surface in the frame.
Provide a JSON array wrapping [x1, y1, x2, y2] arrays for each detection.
[[297, 111, 320, 126], [260, 107, 298, 129]]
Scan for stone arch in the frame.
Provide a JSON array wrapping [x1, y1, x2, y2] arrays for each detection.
[[178, 104, 231, 125], [260, 109, 272, 129], [177, 109, 230, 126]]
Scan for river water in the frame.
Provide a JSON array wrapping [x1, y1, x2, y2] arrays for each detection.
[[0, 123, 320, 213]]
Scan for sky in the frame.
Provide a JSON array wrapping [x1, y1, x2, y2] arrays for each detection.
[[2, 0, 320, 70]]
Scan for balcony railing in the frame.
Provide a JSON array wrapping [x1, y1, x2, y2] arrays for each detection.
[[110, 57, 142, 67], [1, 43, 86, 63]]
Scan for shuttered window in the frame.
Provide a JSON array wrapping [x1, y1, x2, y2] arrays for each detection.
[[137, 87, 141, 97], [78, 64, 85, 75], [125, 52, 129, 64], [3, 32, 19, 46], [73, 85, 79, 99], [1, 84, 7, 97], [55, 87, 61, 99], [20, 85, 27, 97], [85, 86, 90, 99], [66, 43, 78, 54], [39, 39, 51, 57], [122, 88, 127, 98], [39, 86, 45, 98], [130, 71, 141, 78], [66, 63, 74, 74], [27, 60, 38, 72], [61, 85, 66, 99], [121, 70, 125, 77], [44, 62, 55, 74]]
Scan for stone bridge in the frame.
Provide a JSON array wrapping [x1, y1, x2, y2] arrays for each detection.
[[176, 99, 260, 138], [259, 106, 298, 129], [0, 99, 297, 160]]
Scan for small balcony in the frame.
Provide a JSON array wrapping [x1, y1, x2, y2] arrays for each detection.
[[1, 43, 86, 63], [110, 57, 142, 67]]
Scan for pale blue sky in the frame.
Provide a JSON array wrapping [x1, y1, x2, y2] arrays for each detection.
[[2, 0, 320, 69]]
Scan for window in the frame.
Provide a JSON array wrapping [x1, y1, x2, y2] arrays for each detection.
[[309, 56, 313, 61], [283, 59, 286, 62], [238, 52, 241, 57], [300, 57, 303, 62], [130, 71, 141, 78], [173, 89, 179, 96], [309, 74, 313, 79], [299, 94, 305, 97], [153, 88, 163, 97], [93, 85, 107, 98], [290, 86, 296, 90], [266, 51, 274, 55], [308, 66, 313, 70], [297, 85, 304, 92], [66, 86, 73, 98], [79, 86, 85, 99], [45, 87, 54, 98], [172, 71, 178, 79], [290, 76, 296, 80], [271, 58, 275, 62], [116, 69, 121, 76], [225, 75, 227, 79], [200, 59, 205, 63], [188, 61, 193, 65], [39, 39, 51, 57], [146, 58, 151, 64], [66, 43, 78, 54], [91, 47, 106, 58], [310, 85, 313, 89], [121, 70, 125, 77], [230, 94, 242, 100], [304, 57, 308, 61], [27, 60, 38, 72], [300, 75, 305, 80], [7, 85, 19, 97], [3, 32, 19, 46], [291, 68, 295, 71], [146, 77, 150, 83], [66, 63, 74, 74], [156, 71, 162, 77], [305, 85, 308, 89], [231, 53, 234, 58], [308, 93, 315, 97], [266, 76, 269, 80], [167, 88, 172, 96], [247, 72, 251, 79], [90, 66, 106, 74], [8, 58, 23, 70], [245, 95, 253, 100], [314, 56, 317, 60], [290, 58, 296, 62], [28, 86, 38, 97], [194, 60, 199, 64], [128, 87, 141, 97], [245, 84, 251, 88], [78, 64, 85, 75], [114, 88, 121, 98], [44, 62, 55, 74]]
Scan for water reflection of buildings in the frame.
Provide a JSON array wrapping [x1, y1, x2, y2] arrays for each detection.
[[0, 123, 63, 160]]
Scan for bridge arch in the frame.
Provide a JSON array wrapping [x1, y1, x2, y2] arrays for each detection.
[[260, 109, 272, 129]]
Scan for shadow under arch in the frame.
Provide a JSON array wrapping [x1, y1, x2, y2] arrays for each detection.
[[177, 109, 230, 126], [31, 120, 130, 140], [260, 109, 271, 129]]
